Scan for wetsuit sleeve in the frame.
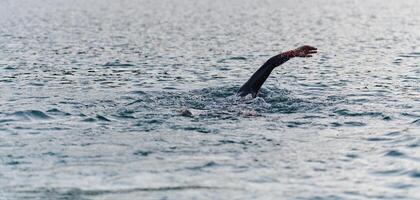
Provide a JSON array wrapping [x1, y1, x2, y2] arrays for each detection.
[[237, 53, 292, 98]]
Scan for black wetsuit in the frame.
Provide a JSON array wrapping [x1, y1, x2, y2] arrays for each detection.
[[237, 54, 290, 98]]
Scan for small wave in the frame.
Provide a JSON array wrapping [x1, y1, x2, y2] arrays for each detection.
[[384, 150, 405, 157], [385, 131, 401, 136], [365, 137, 393, 142], [343, 121, 366, 127], [185, 161, 218, 171], [103, 60, 134, 67], [8, 110, 52, 121], [133, 150, 152, 156], [82, 115, 111, 122], [4, 66, 16, 70], [46, 108, 71, 116], [96, 115, 111, 121], [20, 185, 230, 198], [408, 170, 420, 178], [334, 109, 386, 118], [372, 169, 404, 176], [390, 183, 415, 189], [6, 161, 22, 165], [372, 169, 420, 180], [411, 118, 420, 125], [217, 56, 247, 63], [398, 52, 420, 58], [170, 125, 219, 133], [345, 153, 358, 159], [401, 113, 420, 118]]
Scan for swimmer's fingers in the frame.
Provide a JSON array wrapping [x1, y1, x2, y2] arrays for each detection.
[[306, 46, 317, 51], [303, 49, 317, 57], [296, 45, 317, 51], [305, 50, 317, 57], [296, 51, 316, 57], [308, 50, 317, 54], [293, 45, 317, 57]]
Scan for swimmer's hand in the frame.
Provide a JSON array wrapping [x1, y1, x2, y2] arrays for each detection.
[[282, 45, 317, 58]]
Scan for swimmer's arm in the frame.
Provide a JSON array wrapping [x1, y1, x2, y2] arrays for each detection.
[[237, 45, 317, 98]]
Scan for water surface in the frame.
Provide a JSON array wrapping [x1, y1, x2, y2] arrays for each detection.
[[0, 0, 419, 199]]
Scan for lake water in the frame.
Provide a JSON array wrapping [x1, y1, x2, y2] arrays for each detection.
[[0, 0, 419, 199]]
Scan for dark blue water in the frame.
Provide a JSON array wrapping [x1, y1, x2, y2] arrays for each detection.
[[1, 0, 419, 199]]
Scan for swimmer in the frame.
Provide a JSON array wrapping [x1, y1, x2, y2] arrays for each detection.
[[178, 45, 316, 117], [237, 45, 317, 98]]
